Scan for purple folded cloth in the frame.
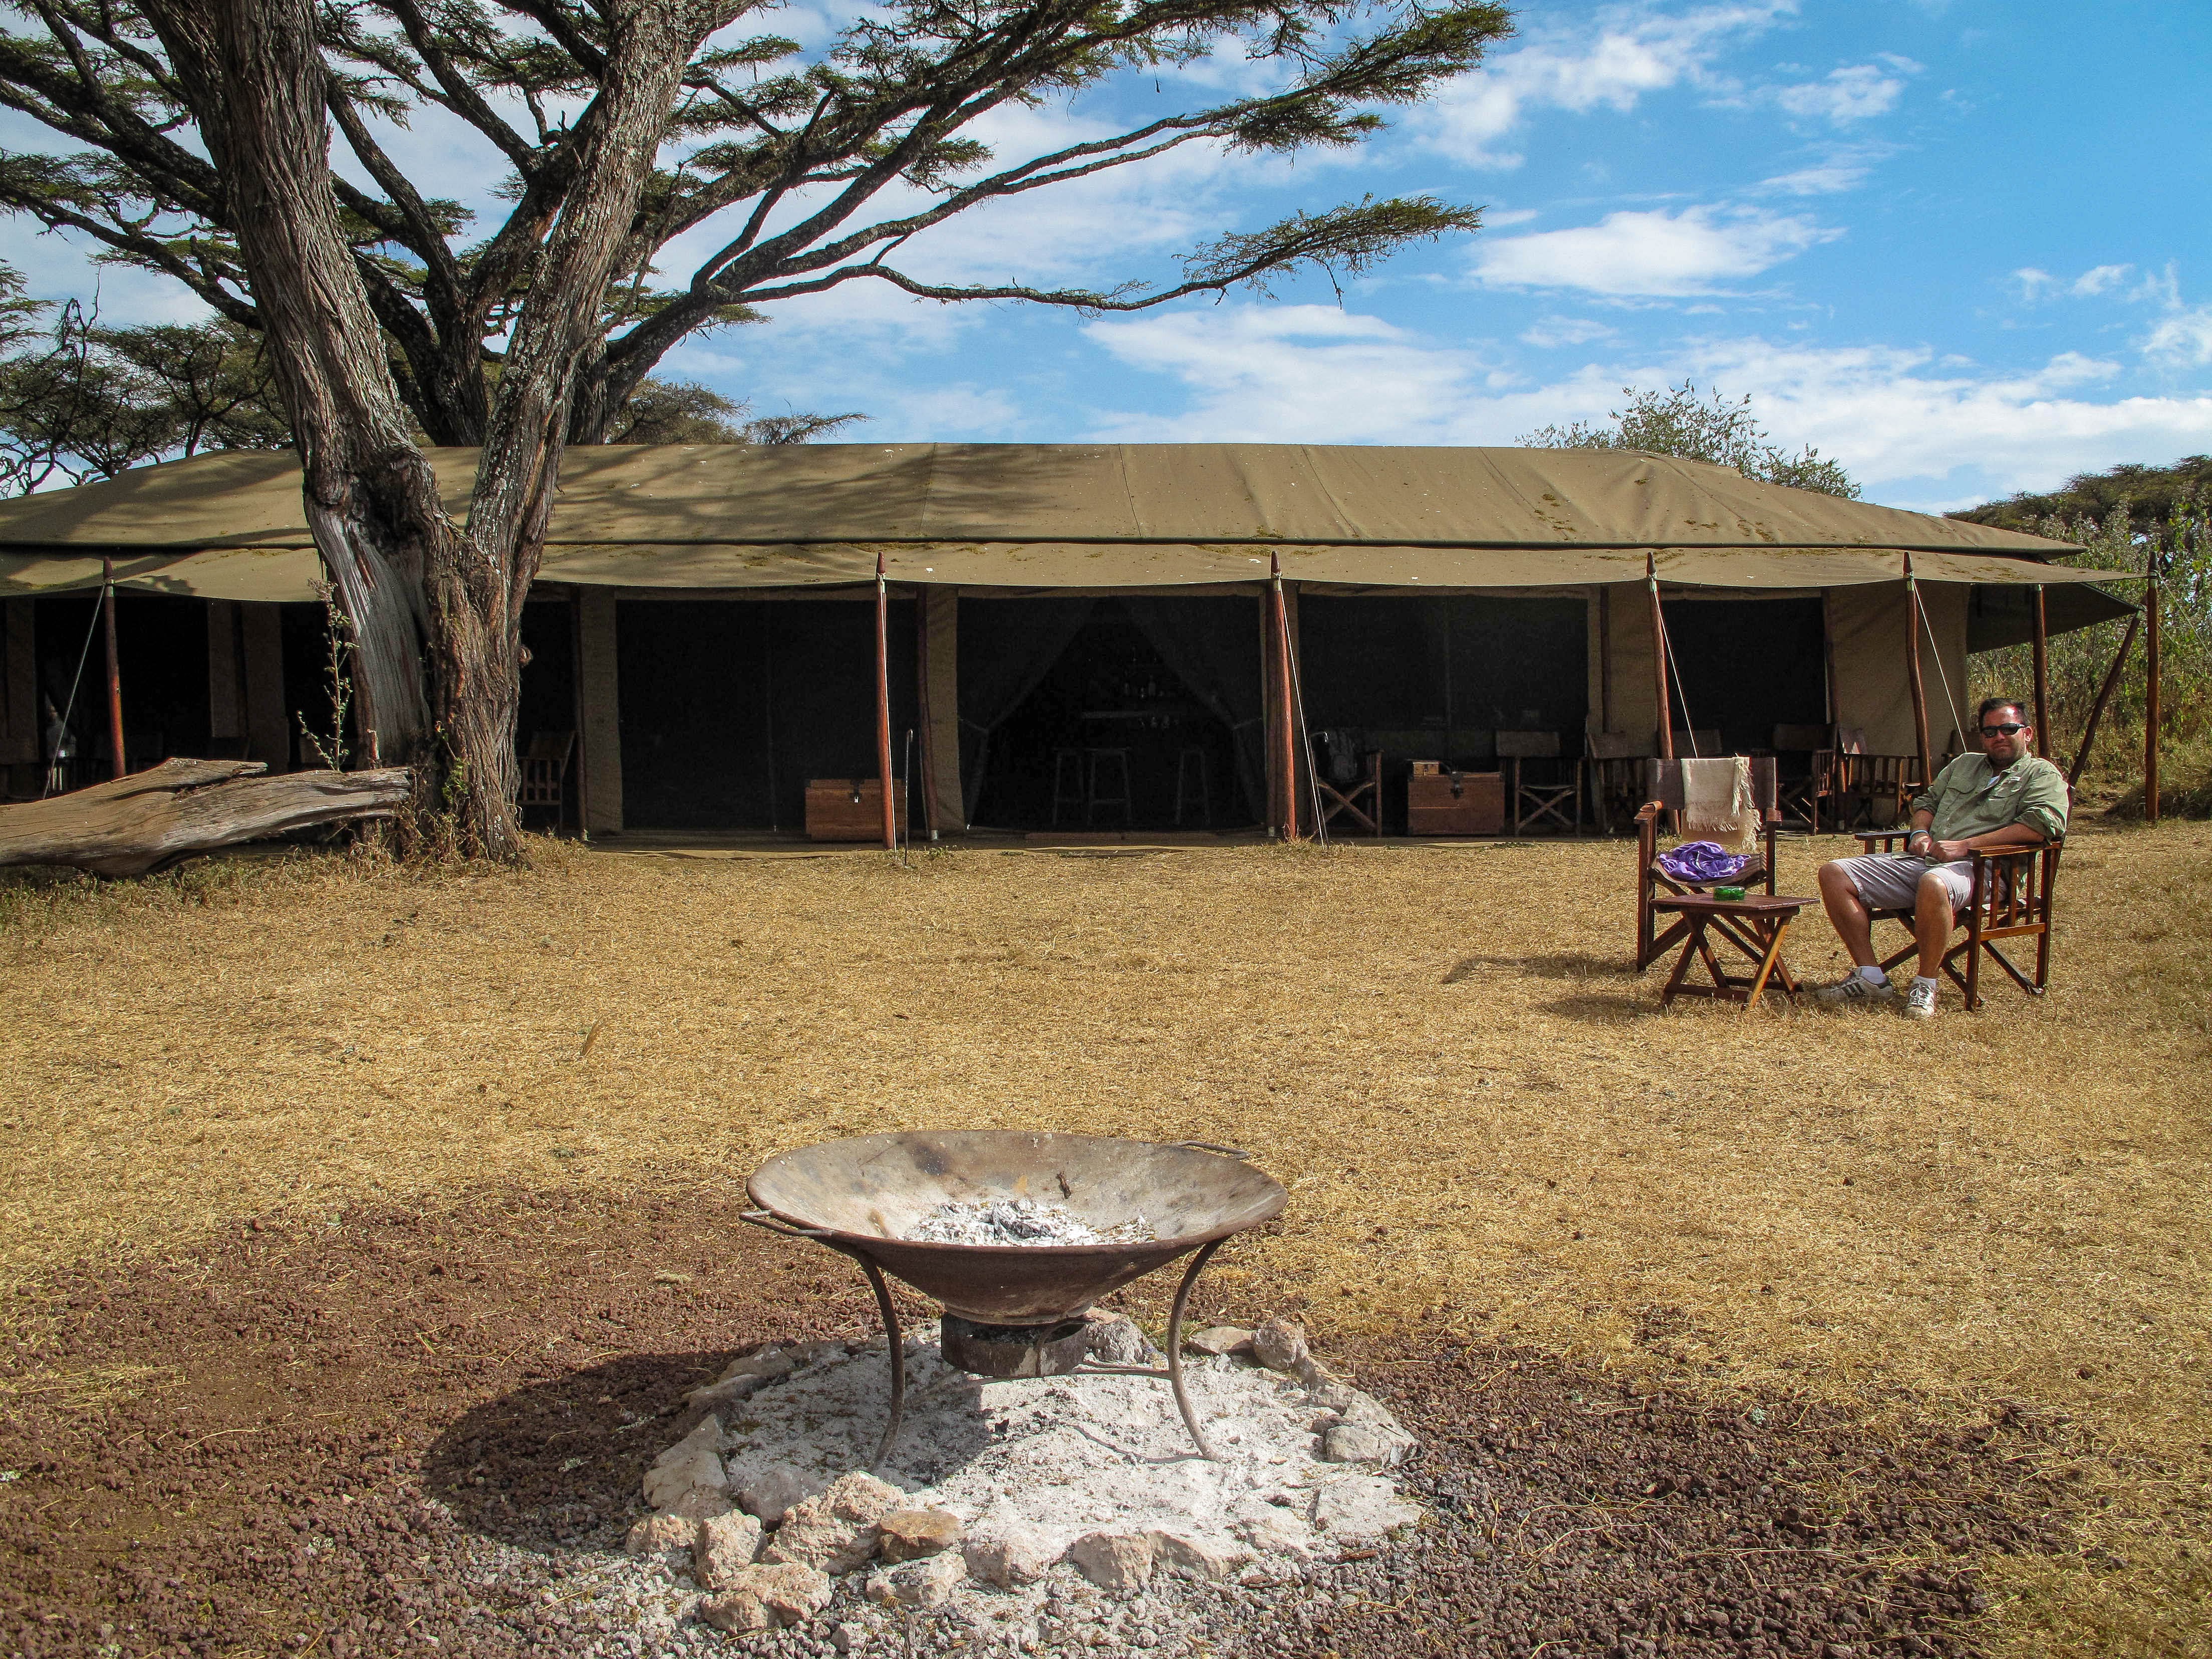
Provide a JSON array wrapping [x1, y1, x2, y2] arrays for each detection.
[[1657, 841, 1756, 883]]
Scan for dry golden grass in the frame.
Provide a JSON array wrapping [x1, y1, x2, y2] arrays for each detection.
[[3, 823, 2208, 1651]]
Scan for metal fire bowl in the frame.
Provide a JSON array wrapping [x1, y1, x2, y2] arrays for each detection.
[[745, 1131, 1287, 1324]]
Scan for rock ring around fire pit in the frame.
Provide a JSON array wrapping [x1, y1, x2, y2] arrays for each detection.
[[743, 1133, 1288, 1464]]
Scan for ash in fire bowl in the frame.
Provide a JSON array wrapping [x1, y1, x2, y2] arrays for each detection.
[[604, 1314, 1418, 1654], [908, 1197, 1156, 1247]]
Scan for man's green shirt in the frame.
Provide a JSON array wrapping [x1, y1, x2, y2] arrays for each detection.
[[1910, 752, 2069, 843]]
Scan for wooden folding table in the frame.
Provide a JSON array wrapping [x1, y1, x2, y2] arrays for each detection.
[[1650, 893, 1810, 1009]]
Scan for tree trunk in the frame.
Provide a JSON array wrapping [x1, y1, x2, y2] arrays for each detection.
[[142, 0, 723, 860], [0, 758, 410, 878]]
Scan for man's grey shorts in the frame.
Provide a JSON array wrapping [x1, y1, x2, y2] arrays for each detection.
[[1839, 853, 1975, 912]]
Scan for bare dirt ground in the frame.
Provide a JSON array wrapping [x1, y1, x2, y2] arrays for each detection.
[[2, 822, 2207, 1656]]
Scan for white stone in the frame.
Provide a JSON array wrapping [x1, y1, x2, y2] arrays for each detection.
[[1082, 1311, 1153, 1366], [693, 1510, 764, 1591], [737, 1467, 807, 1523], [1149, 1530, 1249, 1582], [623, 1512, 699, 1560], [963, 1521, 1057, 1589], [761, 1496, 875, 1575], [1184, 1326, 1253, 1357], [864, 1551, 966, 1608], [697, 1562, 833, 1630], [641, 1416, 727, 1510], [824, 1471, 905, 1527], [1251, 1318, 1308, 1373], [1295, 1357, 1355, 1412], [1310, 1476, 1423, 1544], [1232, 1505, 1317, 1562], [1321, 1424, 1409, 1466], [1068, 1529, 1155, 1590]]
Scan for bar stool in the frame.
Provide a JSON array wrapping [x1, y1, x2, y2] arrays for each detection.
[[1086, 748, 1133, 826], [1050, 748, 1086, 826], [1174, 747, 1211, 826]]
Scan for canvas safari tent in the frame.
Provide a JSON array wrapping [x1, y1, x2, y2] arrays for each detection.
[[0, 443, 2133, 836]]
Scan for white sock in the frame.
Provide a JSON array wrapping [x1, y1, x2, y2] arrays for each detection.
[[1912, 975, 1939, 991], [1856, 965, 1888, 986]]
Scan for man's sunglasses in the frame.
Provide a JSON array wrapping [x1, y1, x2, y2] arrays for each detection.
[[1980, 723, 2026, 736]]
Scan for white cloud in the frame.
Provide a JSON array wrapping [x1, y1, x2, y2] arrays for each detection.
[[1755, 143, 1890, 196], [2143, 306, 2212, 368], [2015, 262, 2139, 303], [1520, 316, 1618, 348], [2071, 263, 2133, 297], [1474, 205, 1839, 296], [1413, 3, 1792, 165], [1772, 62, 1909, 124], [1080, 305, 2212, 504]]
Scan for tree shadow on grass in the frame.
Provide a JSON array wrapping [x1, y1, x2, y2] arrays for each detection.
[[1442, 951, 1631, 984]]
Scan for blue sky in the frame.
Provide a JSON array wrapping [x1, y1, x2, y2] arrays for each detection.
[[8, 0, 2210, 511]]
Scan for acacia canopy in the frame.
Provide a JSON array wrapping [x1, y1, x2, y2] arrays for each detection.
[[0, 0, 1509, 446]]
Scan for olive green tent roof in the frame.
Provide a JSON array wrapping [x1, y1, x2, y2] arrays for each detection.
[[0, 442, 2129, 606]]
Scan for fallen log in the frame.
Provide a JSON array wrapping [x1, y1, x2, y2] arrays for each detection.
[[0, 758, 413, 878]]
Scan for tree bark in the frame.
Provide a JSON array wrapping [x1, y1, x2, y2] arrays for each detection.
[[0, 758, 410, 878], [140, 0, 726, 860]]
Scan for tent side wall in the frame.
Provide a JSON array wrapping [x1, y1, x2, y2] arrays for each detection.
[[1830, 582, 1970, 759]]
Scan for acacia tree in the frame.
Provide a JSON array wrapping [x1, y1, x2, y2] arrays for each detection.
[[0, 0, 1512, 854], [1522, 381, 1860, 499]]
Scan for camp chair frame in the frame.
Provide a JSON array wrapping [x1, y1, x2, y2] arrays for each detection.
[[1498, 730, 1582, 835], [1769, 723, 1841, 833], [1586, 731, 1657, 835], [519, 729, 577, 832], [1853, 829, 2061, 1009], [1634, 756, 1781, 971], [1315, 749, 1382, 836]]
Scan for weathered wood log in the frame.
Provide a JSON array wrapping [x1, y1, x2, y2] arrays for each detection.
[[0, 758, 412, 878]]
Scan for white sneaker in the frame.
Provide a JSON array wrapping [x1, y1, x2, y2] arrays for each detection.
[[1903, 980, 1938, 1020], [1815, 974, 1894, 1006]]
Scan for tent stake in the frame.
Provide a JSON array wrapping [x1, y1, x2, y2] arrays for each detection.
[[1270, 554, 1297, 840], [102, 557, 125, 780], [2069, 609, 2139, 788], [1904, 552, 1932, 785], [875, 551, 895, 851], [2145, 538, 2161, 824]]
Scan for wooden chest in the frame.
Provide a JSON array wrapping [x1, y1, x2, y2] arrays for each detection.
[[1406, 769, 1503, 836], [804, 777, 907, 842]]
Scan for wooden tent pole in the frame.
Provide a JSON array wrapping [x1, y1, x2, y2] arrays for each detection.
[[1597, 586, 1612, 731], [2145, 538, 2162, 824], [101, 556, 125, 780], [875, 550, 895, 851], [1271, 553, 1297, 840], [1904, 552, 1932, 784], [1646, 555, 1673, 760], [2030, 585, 2049, 746], [2069, 609, 2139, 788]]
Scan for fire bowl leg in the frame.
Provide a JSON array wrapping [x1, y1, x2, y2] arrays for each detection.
[[1165, 1238, 1226, 1461], [854, 1255, 906, 1471]]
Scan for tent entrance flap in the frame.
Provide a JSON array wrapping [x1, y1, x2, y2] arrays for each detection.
[[615, 598, 917, 831], [1662, 596, 1828, 755], [1297, 594, 1587, 830], [963, 596, 1260, 831]]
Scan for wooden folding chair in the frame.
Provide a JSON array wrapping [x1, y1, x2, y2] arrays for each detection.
[[1853, 827, 2062, 1009], [1586, 731, 1656, 834], [1497, 730, 1582, 834], [1770, 723, 1840, 833], [1670, 728, 1723, 759], [519, 729, 577, 831], [1835, 743, 1921, 829], [1634, 757, 1781, 971], [1315, 749, 1382, 836]]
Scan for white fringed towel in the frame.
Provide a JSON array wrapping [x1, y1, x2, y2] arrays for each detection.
[[1680, 755, 1756, 853]]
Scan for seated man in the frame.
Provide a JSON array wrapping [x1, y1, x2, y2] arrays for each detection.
[[1813, 697, 2069, 1019]]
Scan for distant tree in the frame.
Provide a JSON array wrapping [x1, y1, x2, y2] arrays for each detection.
[[600, 379, 865, 446], [0, 0, 1510, 856], [0, 262, 861, 489], [1521, 381, 1860, 499], [1949, 455, 2212, 540]]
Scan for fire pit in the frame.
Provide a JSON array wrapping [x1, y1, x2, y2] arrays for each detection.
[[743, 1131, 1287, 1463]]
